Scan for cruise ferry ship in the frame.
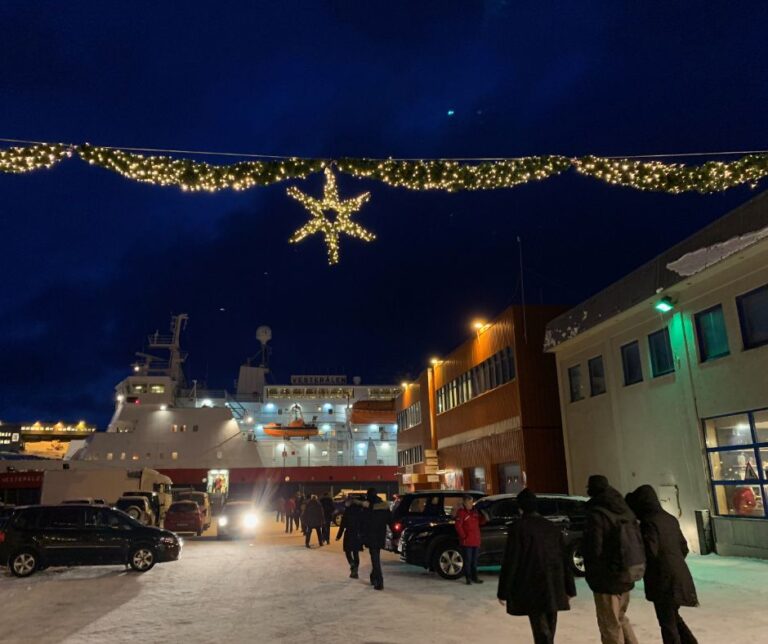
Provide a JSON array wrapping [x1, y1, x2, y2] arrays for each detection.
[[1, 315, 400, 500]]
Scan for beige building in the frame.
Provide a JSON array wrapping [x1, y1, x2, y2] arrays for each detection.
[[545, 191, 768, 558]]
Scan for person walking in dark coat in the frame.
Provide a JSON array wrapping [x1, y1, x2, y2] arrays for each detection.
[[359, 487, 391, 590], [627, 485, 699, 644], [336, 497, 364, 578], [285, 496, 296, 533], [583, 475, 640, 644], [302, 495, 325, 548], [320, 492, 335, 545], [497, 489, 576, 644], [296, 494, 306, 533]]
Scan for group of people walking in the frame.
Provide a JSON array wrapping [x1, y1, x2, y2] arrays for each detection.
[[277, 487, 391, 590], [496, 475, 698, 644], [277, 492, 336, 547]]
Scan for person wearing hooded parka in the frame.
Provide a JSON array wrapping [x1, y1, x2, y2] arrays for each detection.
[[626, 485, 698, 644], [336, 497, 364, 578]]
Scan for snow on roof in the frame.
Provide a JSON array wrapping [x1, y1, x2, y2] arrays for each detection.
[[545, 189, 768, 351]]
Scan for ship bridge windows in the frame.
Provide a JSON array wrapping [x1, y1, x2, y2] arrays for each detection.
[[150, 384, 166, 394], [131, 384, 146, 393]]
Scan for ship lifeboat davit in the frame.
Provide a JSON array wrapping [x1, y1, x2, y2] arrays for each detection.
[[263, 419, 319, 438]]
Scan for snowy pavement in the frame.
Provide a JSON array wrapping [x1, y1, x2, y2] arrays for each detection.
[[2, 519, 768, 643]]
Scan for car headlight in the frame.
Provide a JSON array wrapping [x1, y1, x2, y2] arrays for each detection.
[[161, 536, 178, 546], [243, 513, 259, 529], [218, 516, 228, 527]]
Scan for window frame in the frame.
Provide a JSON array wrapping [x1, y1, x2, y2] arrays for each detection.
[[736, 283, 768, 350], [620, 340, 643, 386], [648, 327, 675, 378], [588, 355, 606, 397], [567, 364, 583, 402], [703, 407, 768, 520], [694, 304, 730, 362]]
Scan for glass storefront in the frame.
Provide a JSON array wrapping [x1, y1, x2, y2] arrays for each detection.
[[704, 409, 768, 518]]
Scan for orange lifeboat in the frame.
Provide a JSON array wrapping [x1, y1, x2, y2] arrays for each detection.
[[263, 406, 319, 438]]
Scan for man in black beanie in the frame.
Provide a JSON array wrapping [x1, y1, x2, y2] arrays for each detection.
[[497, 488, 576, 643], [359, 487, 391, 590], [584, 475, 641, 644]]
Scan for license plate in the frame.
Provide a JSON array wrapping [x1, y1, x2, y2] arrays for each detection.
[[176, 523, 189, 527]]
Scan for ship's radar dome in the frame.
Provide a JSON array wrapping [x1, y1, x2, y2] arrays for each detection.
[[256, 326, 272, 345]]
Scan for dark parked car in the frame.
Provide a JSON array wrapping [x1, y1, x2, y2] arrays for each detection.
[[385, 490, 486, 553], [399, 493, 587, 580], [0, 504, 15, 529], [0, 504, 182, 578]]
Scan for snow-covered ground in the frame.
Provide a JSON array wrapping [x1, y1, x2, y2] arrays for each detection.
[[2, 519, 767, 643]]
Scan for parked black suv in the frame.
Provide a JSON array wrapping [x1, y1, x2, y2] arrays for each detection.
[[0, 505, 182, 578], [385, 490, 486, 552], [399, 493, 587, 580]]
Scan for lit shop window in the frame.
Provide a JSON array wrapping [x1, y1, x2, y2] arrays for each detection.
[[704, 410, 768, 519], [695, 304, 730, 362], [736, 283, 768, 350], [568, 365, 583, 402], [150, 384, 165, 394], [588, 356, 606, 396]]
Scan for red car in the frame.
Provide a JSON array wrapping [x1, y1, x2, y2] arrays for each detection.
[[164, 500, 205, 536]]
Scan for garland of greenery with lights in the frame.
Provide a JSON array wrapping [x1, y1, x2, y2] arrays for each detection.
[[3, 141, 768, 194], [3, 140, 768, 263]]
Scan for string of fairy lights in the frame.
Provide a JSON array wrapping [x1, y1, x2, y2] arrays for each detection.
[[2, 139, 768, 263]]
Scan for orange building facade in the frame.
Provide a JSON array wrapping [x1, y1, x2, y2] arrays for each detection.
[[395, 305, 567, 495]]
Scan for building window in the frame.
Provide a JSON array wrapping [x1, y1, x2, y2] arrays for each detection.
[[704, 410, 768, 518], [171, 452, 179, 460], [131, 454, 139, 461], [620, 341, 643, 386], [736, 283, 768, 350], [695, 305, 730, 362], [588, 356, 606, 396], [567, 365, 583, 402], [106, 452, 113, 461], [648, 328, 675, 377], [469, 467, 486, 493], [120, 452, 126, 460]]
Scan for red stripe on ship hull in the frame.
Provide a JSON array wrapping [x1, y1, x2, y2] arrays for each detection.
[[156, 466, 398, 486]]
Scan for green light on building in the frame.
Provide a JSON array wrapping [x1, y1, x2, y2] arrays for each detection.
[[655, 297, 674, 313]]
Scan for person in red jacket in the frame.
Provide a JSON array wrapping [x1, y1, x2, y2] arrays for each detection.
[[455, 494, 487, 585]]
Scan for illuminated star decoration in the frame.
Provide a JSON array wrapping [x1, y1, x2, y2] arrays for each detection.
[[287, 167, 375, 265]]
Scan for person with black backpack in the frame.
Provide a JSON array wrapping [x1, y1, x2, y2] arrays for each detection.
[[583, 475, 644, 644]]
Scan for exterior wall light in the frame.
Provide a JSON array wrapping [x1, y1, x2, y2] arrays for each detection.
[[655, 296, 675, 313]]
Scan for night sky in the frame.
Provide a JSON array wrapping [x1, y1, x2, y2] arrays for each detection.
[[1, 2, 767, 428]]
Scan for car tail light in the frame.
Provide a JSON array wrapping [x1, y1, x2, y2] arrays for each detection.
[[392, 522, 403, 533], [0, 531, 5, 544]]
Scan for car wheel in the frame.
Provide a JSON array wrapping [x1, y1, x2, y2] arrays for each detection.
[[196, 530, 203, 537], [570, 543, 586, 577], [434, 543, 464, 580], [10, 550, 38, 578], [129, 546, 156, 572]]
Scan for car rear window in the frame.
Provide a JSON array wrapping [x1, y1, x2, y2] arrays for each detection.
[[11, 508, 42, 529], [170, 502, 198, 513]]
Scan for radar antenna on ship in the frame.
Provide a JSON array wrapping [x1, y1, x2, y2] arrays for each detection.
[[133, 313, 189, 384]]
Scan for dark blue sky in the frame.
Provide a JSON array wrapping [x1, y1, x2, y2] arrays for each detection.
[[1, 2, 767, 427]]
